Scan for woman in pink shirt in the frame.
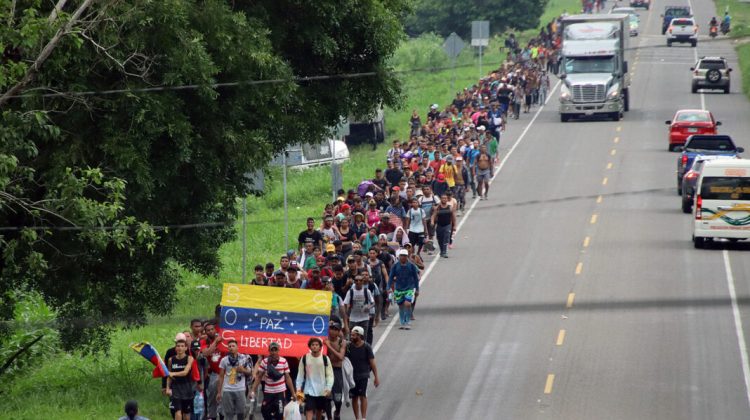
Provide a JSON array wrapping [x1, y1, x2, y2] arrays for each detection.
[[366, 199, 380, 227]]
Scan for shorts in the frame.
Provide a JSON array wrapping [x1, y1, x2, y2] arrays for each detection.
[[407, 231, 425, 247], [172, 397, 193, 413], [476, 169, 491, 183], [349, 378, 369, 398], [304, 395, 328, 411], [393, 288, 415, 305]]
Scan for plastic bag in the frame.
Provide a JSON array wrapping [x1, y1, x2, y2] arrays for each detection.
[[283, 401, 302, 420]]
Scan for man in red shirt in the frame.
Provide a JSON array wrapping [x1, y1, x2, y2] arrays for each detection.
[[200, 320, 227, 420]]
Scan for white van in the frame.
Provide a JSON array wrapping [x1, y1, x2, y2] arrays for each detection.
[[693, 159, 750, 248]]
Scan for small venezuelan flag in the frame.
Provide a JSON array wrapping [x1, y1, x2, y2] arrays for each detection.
[[130, 342, 170, 378]]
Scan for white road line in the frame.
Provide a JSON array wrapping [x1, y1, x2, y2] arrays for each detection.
[[723, 250, 750, 410], [694, 47, 706, 110], [372, 80, 562, 353]]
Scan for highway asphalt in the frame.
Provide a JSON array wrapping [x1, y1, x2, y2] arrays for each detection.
[[360, 0, 750, 419]]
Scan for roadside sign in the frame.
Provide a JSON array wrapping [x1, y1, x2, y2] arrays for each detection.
[[471, 20, 490, 46], [443, 32, 465, 59]]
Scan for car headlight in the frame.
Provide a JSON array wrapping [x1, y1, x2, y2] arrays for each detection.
[[560, 85, 572, 102], [607, 84, 620, 99]]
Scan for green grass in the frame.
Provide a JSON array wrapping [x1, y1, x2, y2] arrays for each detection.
[[1, 2, 578, 418]]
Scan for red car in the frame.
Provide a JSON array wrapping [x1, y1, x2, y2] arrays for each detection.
[[665, 109, 721, 151]]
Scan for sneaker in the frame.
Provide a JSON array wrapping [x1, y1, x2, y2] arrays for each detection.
[[404, 325, 411, 330], [442, 254, 449, 259], [398, 326, 404, 330]]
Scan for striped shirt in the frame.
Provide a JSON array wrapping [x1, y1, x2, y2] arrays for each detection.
[[259, 357, 290, 394]]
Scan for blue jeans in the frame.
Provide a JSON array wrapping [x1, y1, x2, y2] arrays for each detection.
[[436, 224, 452, 255]]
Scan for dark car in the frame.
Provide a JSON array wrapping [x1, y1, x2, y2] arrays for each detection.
[[661, 6, 692, 34], [676, 135, 744, 194], [681, 155, 737, 213], [630, 0, 650, 10]]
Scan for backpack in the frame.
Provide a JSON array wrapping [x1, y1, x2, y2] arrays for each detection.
[[346, 287, 372, 316], [300, 353, 330, 393]]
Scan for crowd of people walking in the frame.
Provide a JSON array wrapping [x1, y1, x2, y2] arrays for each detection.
[[153, 12, 566, 420]]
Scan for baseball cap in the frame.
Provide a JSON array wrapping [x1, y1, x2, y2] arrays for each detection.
[[326, 243, 335, 252], [351, 326, 365, 336], [437, 174, 446, 181], [269, 341, 280, 350], [175, 332, 186, 342], [397, 249, 409, 256], [430, 104, 438, 109], [381, 212, 390, 218], [287, 249, 295, 258], [445, 155, 454, 163], [191, 339, 201, 351], [477, 126, 486, 131], [455, 156, 463, 162], [341, 204, 351, 211]]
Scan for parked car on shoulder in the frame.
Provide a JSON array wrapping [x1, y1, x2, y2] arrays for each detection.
[[665, 109, 721, 152]]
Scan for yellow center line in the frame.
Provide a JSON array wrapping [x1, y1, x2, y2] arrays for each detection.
[[590, 214, 598, 224], [544, 374, 555, 394], [556, 329, 566, 346], [575, 262, 583, 275], [602, 177, 608, 186], [583, 236, 590, 247], [606, 162, 613, 169], [613, 137, 620, 143], [596, 195, 603, 204], [566, 292, 575, 308], [616, 126, 622, 132], [610, 149, 617, 156]]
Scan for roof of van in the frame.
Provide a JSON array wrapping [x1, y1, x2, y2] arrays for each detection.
[[702, 159, 750, 168]]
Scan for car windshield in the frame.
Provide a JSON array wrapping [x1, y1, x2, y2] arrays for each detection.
[[564, 56, 615, 74], [698, 61, 726, 70], [666, 8, 691, 17], [676, 113, 711, 122], [701, 177, 750, 200], [685, 138, 734, 151]]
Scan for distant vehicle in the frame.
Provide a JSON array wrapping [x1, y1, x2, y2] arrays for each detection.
[[692, 159, 750, 248], [558, 14, 631, 122], [681, 155, 736, 213], [691, 56, 731, 94], [344, 108, 385, 146], [273, 139, 350, 169], [628, 14, 640, 36], [676, 135, 744, 193], [665, 109, 721, 152], [662, 6, 692, 34], [630, 0, 650, 10], [612, 6, 637, 16], [667, 17, 698, 47]]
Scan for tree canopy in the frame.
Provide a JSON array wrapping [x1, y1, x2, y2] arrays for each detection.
[[0, 0, 407, 352], [405, 0, 550, 38]]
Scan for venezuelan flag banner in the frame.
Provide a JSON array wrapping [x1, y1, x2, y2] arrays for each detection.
[[130, 342, 169, 378], [219, 283, 332, 358]]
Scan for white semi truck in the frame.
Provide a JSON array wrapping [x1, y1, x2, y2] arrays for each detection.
[[558, 14, 632, 122]]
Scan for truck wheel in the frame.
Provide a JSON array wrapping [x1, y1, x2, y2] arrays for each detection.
[[691, 40, 697, 47], [611, 112, 621, 122], [691, 83, 698, 93], [693, 236, 705, 249], [667, 40, 672, 47], [724, 84, 730, 94], [623, 89, 630, 112], [560, 114, 569, 122]]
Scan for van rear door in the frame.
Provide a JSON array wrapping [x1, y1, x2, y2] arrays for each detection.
[[698, 174, 750, 233]]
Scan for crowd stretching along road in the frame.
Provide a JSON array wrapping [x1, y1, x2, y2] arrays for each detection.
[[147, 13, 570, 420]]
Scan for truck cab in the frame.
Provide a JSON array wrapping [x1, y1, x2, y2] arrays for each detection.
[[558, 15, 631, 122], [661, 5, 692, 35]]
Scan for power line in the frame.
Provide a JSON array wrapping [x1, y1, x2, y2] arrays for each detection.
[[0, 221, 227, 232], [7, 60, 505, 100]]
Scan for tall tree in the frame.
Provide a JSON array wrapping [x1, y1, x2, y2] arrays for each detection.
[[405, 0, 549, 38], [0, 0, 407, 351]]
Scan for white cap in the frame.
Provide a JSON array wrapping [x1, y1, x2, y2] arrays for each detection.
[[175, 332, 186, 342], [397, 249, 409, 256], [351, 326, 365, 336]]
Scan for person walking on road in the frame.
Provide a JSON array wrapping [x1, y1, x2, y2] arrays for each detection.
[[296, 338, 334, 420], [431, 194, 456, 258], [251, 342, 296, 420], [347, 326, 380, 420], [388, 249, 420, 329], [324, 321, 347, 420], [474, 145, 494, 200], [344, 275, 375, 339], [216, 339, 252, 420], [166, 339, 196, 420]]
